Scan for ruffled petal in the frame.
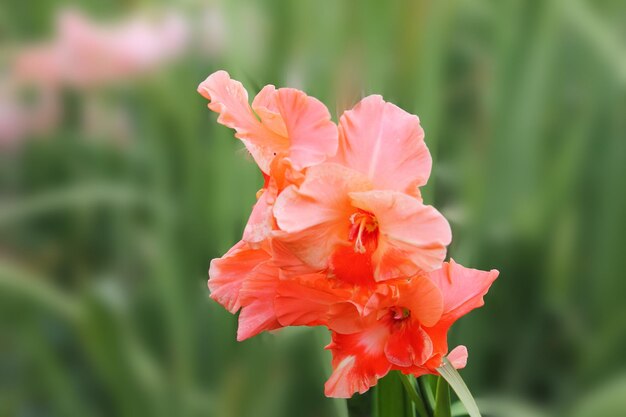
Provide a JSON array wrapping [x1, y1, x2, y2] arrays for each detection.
[[208, 241, 270, 313], [237, 262, 282, 341], [273, 88, 338, 170], [242, 189, 274, 246], [420, 261, 498, 369], [251, 84, 288, 137], [274, 274, 362, 333], [333, 95, 431, 196], [384, 324, 433, 367], [273, 163, 371, 270], [429, 259, 499, 322], [350, 190, 451, 280], [243, 157, 304, 246], [197, 70, 285, 173], [398, 275, 444, 327], [325, 323, 392, 398]]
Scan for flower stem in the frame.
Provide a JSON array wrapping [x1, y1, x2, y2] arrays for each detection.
[[418, 375, 436, 415], [398, 372, 432, 417], [373, 371, 415, 417], [434, 377, 451, 417]]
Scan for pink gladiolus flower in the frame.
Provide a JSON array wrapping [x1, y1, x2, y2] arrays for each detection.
[[273, 163, 451, 283], [198, 70, 338, 245], [200, 70, 499, 398], [14, 8, 189, 89], [197, 70, 338, 174], [2, 8, 189, 146], [324, 260, 499, 397]]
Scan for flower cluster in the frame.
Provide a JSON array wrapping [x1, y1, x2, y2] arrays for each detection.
[[199, 71, 499, 398]]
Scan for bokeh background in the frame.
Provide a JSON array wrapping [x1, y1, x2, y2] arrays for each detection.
[[1, 0, 625, 416]]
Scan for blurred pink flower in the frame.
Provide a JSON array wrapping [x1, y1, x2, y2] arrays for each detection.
[[0, 77, 60, 147], [14, 8, 189, 88], [1, 8, 190, 145]]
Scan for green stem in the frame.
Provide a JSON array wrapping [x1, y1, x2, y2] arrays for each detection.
[[374, 372, 415, 417], [398, 373, 432, 417], [434, 377, 451, 417], [418, 375, 436, 415]]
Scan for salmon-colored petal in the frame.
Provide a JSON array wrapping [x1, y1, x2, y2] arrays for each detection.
[[274, 88, 338, 170], [429, 259, 499, 322], [327, 302, 367, 335], [197, 70, 285, 173], [350, 190, 451, 280], [384, 324, 433, 367], [325, 324, 392, 398], [242, 189, 274, 246], [251, 84, 288, 137], [251, 84, 338, 170], [421, 262, 498, 368], [333, 95, 431, 196], [237, 262, 281, 341], [421, 323, 450, 369], [269, 238, 320, 277], [208, 241, 270, 313], [243, 157, 305, 246], [398, 275, 444, 327], [274, 274, 362, 333], [273, 163, 371, 269]]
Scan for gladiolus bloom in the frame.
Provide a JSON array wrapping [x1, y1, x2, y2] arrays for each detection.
[[324, 260, 499, 397], [200, 70, 499, 399]]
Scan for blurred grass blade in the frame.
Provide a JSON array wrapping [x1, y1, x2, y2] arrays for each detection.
[[0, 182, 168, 227], [451, 401, 468, 417], [0, 259, 79, 322], [560, 0, 626, 85], [434, 377, 451, 417], [436, 358, 481, 417]]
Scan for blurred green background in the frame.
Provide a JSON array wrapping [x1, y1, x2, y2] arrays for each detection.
[[1, 0, 625, 416]]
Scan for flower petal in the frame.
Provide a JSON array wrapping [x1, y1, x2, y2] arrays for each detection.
[[243, 157, 305, 246], [429, 259, 499, 322], [237, 262, 282, 341], [350, 190, 451, 280], [446, 345, 468, 369], [333, 95, 431, 196], [325, 324, 392, 398], [274, 274, 362, 333], [384, 323, 433, 367], [197, 70, 285, 173], [274, 88, 338, 170], [398, 275, 444, 327], [208, 241, 270, 313], [273, 163, 371, 270], [251, 84, 288, 137], [421, 262, 498, 369], [242, 189, 274, 246]]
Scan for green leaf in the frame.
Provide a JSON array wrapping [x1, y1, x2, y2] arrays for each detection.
[[374, 371, 416, 417], [418, 375, 436, 415], [434, 377, 451, 417], [436, 358, 481, 417], [397, 373, 431, 417]]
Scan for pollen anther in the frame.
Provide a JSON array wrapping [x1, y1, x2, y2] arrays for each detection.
[[349, 211, 378, 253]]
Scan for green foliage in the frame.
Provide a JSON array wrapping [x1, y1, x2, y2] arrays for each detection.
[[375, 372, 415, 417], [435, 377, 452, 417], [1, 0, 625, 416]]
